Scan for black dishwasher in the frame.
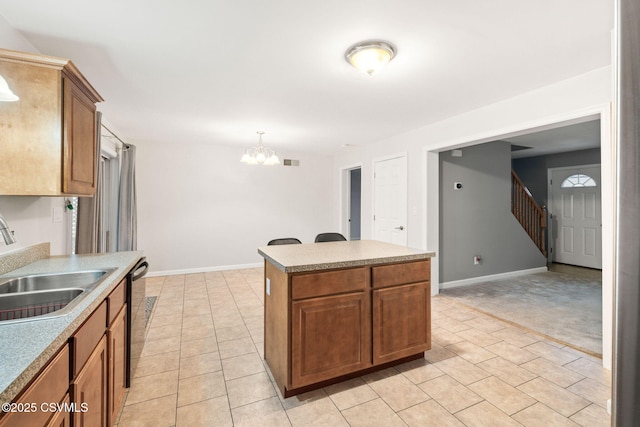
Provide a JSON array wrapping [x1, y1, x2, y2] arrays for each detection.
[[126, 257, 148, 386]]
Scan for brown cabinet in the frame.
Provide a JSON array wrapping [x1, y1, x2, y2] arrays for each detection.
[[0, 48, 103, 196], [0, 346, 70, 427], [107, 305, 127, 425], [0, 277, 131, 427], [71, 336, 108, 427], [373, 281, 430, 364], [291, 292, 371, 388], [45, 394, 71, 427], [264, 257, 431, 397]]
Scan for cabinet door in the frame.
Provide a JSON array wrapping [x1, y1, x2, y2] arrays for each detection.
[[45, 394, 71, 427], [372, 282, 430, 364], [71, 335, 108, 427], [62, 76, 98, 195], [0, 346, 69, 427], [291, 292, 371, 388], [108, 305, 127, 425]]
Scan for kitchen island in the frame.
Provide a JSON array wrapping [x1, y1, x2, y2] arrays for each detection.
[[258, 240, 435, 397]]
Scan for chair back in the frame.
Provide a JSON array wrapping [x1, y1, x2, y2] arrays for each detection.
[[268, 238, 302, 245], [314, 232, 347, 243]]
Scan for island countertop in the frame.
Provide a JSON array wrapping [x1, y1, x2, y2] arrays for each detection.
[[0, 250, 143, 404], [258, 239, 435, 273]]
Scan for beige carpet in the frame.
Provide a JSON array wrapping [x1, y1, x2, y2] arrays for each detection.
[[439, 264, 602, 357]]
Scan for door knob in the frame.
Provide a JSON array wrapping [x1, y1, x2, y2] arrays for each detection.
[[395, 226, 404, 231]]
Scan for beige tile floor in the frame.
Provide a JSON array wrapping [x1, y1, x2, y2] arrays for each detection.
[[115, 268, 612, 427]]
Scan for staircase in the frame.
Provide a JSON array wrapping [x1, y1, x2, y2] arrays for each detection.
[[511, 170, 547, 257]]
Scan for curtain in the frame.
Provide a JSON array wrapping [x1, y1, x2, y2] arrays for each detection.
[[117, 144, 137, 251], [614, 0, 640, 424], [76, 112, 103, 254]]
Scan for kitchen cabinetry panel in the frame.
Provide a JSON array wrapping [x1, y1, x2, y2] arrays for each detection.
[[107, 305, 127, 425], [72, 301, 107, 377], [373, 281, 430, 364], [45, 394, 71, 427], [292, 267, 368, 299], [0, 48, 103, 196], [291, 292, 371, 388], [0, 346, 69, 427], [71, 335, 108, 427], [63, 76, 98, 195], [372, 259, 431, 288]]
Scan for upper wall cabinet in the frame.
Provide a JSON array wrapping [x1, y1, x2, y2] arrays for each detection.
[[0, 48, 104, 196]]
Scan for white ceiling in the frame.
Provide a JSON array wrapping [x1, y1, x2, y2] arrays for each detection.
[[0, 1, 613, 155], [505, 119, 601, 159]]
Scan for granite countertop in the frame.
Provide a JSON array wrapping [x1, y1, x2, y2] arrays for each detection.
[[258, 240, 435, 273], [0, 250, 143, 404]]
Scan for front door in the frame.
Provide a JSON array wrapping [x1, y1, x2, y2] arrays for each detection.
[[373, 156, 407, 246], [550, 165, 602, 269]]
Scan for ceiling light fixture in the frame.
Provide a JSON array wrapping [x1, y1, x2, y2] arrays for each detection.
[[345, 40, 396, 76], [240, 131, 280, 165], [0, 74, 19, 102]]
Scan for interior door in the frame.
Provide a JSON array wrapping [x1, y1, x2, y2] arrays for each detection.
[[550, 165, 602, 269], [373, 156, 407, 246]]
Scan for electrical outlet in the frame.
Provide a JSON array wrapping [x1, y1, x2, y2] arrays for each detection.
[[266, 278, 271, 296], [473, 255, 481, 265]]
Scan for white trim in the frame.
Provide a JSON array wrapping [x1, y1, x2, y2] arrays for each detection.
[[440, 267, 549, 290], [146, 262, 263, 278]]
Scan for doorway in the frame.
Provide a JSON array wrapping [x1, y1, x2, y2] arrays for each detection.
[[349, 168, 362, 240]]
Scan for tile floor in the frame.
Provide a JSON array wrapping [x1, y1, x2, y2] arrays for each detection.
[[115, 268, 612, 427]]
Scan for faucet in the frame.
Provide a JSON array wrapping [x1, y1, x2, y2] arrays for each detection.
[[0, 212, 16, 245]]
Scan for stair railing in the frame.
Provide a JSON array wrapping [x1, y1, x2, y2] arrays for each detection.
[[511, 170, 547, 257]]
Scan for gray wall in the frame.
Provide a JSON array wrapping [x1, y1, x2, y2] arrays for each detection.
[[512, 147, 601, 207], [439, 141, 547, 283]]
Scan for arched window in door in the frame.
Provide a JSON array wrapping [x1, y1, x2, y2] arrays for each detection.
[[561, 173, 597, 188]]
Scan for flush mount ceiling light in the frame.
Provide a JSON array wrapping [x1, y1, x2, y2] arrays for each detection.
[[345, 40, 396, 76], [240, 131, 280, 165], [0, 74, 19, 102]]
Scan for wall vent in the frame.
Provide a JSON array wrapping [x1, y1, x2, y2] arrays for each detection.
[[283, 159, 300, 166]]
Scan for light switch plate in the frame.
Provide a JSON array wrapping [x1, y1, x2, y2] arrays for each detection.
[[52, 207, 63, 223]]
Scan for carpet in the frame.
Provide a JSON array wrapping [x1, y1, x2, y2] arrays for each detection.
[[440, 264, 602, 356]]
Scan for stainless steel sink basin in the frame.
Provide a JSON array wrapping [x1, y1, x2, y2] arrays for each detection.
[[0, 289, 84, 322], [0, 270, 111, 294], [0, 269, 116, 323]]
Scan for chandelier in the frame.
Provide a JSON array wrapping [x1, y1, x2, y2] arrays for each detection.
[[240, 131, 280, 165]]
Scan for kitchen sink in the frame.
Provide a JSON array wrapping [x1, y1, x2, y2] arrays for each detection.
[[0, 270, 112, 294], [0, 289, 84, 322], [0, 269, 116, 323]]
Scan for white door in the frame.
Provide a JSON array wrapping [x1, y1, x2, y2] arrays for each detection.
[[550, 165, 602, 269], [373, 156, 407, 246]]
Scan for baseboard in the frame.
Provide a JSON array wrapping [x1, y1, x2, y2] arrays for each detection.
[[146, 262, 263, 278], [439, 266, 548, 290]]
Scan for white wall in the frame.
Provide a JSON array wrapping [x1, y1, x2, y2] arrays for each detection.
[[0, 16, 69, 256], [333, 65, 614, 368], [135, 141, 335, 275]]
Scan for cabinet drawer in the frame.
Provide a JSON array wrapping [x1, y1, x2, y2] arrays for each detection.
[[107, 278, 126, 326], [372, 259, 430, 288], [72, 300, 107, 377], [0, 345, 69, 427], [292, 267, 369, 300]]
